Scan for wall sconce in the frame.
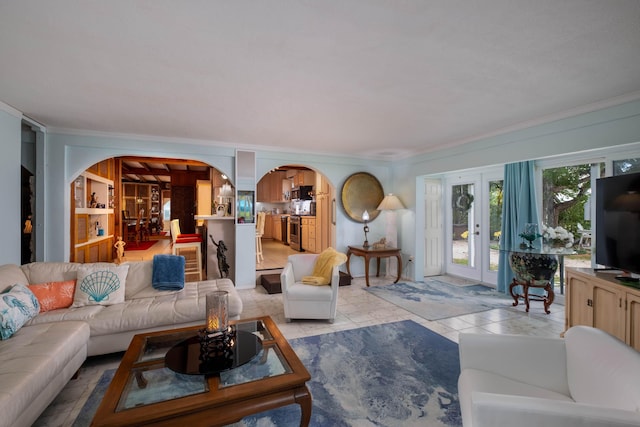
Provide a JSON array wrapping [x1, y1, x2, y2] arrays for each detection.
[[362, 210, 370, 248]]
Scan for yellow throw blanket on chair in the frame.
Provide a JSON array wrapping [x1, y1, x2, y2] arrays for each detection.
[[302, 247, 347, 286]]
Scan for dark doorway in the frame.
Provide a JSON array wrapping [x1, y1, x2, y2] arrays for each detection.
[[171, 185, 196, 234], [21, 166, 34, 264]]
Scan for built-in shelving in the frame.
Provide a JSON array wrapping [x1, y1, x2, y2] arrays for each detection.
[[71, 164, 115, 262]]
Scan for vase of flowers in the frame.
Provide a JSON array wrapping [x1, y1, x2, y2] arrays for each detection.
[[541, 225, 574, 250]]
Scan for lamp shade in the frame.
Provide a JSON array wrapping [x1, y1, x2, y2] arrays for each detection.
[[377, 193, 405, 211]]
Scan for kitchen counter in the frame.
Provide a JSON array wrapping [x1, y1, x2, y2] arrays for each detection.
[[194, 215, 235, 220]]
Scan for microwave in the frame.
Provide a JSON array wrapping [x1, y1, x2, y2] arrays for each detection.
[[291, 185, 313, 200]]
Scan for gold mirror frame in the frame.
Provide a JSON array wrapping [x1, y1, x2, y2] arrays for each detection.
[[341, 172, 384, 223]]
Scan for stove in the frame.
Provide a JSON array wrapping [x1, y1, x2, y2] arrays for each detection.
[[289, 215, 303, 251]]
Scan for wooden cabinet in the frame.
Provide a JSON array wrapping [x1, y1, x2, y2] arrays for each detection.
[[301, 216, 316, 253], [257, 172, 287, 202], [627, 292, 640, 350], [273, 215, 282, 242], [122, 182, 161, 233], [565, 268, 639, 349], [293, 170, 315, 186], [71, 167, 115, 262], [263, 214, 273, 239]]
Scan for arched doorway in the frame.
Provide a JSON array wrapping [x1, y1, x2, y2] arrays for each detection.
[[69, 156, 230, 264], [256, 164, 336, 270]]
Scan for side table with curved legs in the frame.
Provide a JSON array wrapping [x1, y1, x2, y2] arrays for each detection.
[[346, 245, 402, 287]]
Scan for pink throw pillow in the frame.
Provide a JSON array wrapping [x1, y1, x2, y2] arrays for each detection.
[[28, 280, 76, 312]]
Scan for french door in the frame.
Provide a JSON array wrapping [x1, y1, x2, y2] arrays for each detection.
[[445, 170, 502, 284]]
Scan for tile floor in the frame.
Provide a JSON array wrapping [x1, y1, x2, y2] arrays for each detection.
[[33, 239, 566, 426]]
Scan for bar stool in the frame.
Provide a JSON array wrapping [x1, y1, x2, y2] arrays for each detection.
[[256, 212, 266, 264], [170, 219, 202, 281]]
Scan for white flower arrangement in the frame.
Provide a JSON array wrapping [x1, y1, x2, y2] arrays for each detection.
[[541, 225, 574, 248]]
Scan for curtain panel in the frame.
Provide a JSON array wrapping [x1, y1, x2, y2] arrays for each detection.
[[497, 161, 539, 293]]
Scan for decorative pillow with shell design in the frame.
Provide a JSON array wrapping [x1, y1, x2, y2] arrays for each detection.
[[72, 265, 129, 307]]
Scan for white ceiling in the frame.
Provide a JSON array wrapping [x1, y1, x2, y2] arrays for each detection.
[[2, 1, 640, 160]]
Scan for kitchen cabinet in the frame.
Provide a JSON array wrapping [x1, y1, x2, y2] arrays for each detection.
[[257, 171, 287, 202], [196, 180, 212, 224], [273, 215, 282, 242], [565, 268, 639, 350], [301, 216, 316, 253], [71, 166, 115, 262], [293, 170, 315, 187], [263, 213, 273, 239]]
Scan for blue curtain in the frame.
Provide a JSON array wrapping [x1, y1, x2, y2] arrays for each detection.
[[497, 161, 539, 293]]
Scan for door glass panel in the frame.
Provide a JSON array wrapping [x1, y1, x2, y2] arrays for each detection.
[[488, 180, 503, 272], [451, 184, 475, 267], [541, 164, 599, 290], [613, 158, 640, 175]]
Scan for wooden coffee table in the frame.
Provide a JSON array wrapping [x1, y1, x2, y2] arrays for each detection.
[[92, 316, 311, 426]]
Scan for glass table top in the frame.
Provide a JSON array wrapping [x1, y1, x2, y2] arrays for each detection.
[[115, 318, 291, 412]]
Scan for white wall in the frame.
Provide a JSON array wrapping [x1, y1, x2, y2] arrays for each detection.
[[0, 104, 23, 265]]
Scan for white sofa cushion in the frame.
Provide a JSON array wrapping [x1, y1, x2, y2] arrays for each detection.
[[285, 283, 334, 301], [0, 264, 29, 291], [471, 393, 640, 427], [565, 325, 640, 412], [0, 321, 89, 427], [123, 260, 153, 299], [21, 262, 93, 283]]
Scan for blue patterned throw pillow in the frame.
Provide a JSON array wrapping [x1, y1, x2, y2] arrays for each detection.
[[72, 265, 129, 307], [0, 284, 41, 340]]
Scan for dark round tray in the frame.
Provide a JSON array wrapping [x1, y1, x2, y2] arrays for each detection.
[[165, 330, 262, 375]]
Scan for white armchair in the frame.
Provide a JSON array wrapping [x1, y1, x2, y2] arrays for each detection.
[[280, 254, 340, 323], [458, 326, 640, 427]]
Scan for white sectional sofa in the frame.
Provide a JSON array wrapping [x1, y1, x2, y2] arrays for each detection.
[[0, 260, 243, 427]]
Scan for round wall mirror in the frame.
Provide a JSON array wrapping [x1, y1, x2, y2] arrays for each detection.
[[340, 172, 384, 223]]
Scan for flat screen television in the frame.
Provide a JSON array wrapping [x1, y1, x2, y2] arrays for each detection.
[[595, 172, 640, 277]]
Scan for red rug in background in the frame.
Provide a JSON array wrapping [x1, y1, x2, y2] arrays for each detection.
[[124, 240, 158, 251]]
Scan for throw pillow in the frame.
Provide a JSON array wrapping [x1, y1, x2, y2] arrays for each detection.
[[28, 280, 76, 313], [72, 264, 129, 307], [302, 247, 347, 286], [0, 284, 41, 340]]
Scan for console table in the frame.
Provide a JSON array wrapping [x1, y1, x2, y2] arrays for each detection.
[[346, 245, 402, 287]]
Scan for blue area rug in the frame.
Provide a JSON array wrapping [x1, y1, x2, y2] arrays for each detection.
[[73, 320, 462, 426], [366, 279, 511, 320]]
